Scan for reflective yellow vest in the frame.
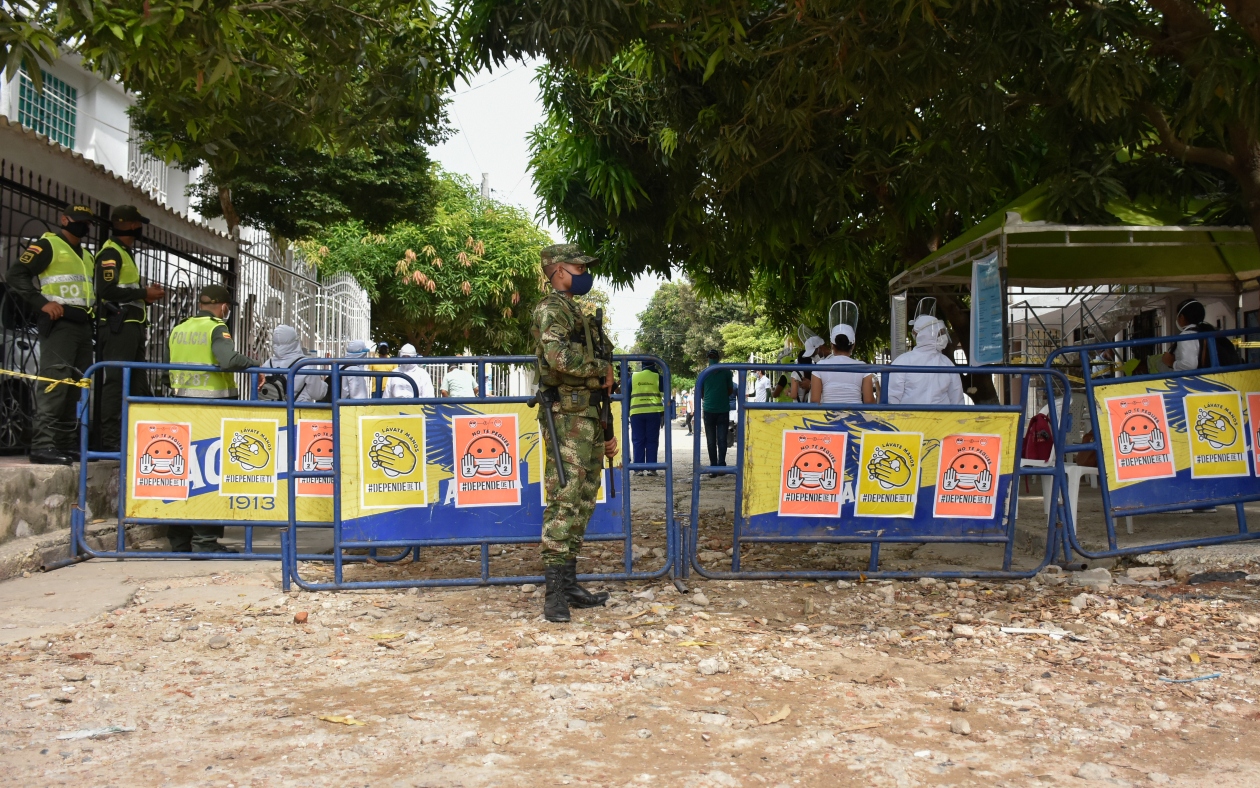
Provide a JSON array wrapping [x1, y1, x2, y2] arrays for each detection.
[[168, 315, 238, 398], [629, 369, 664, 415], [37, 232, 94, 316], [99, 239, 147, 324]]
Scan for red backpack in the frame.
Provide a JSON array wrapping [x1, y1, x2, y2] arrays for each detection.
[[1023, 413, 1054, 462]]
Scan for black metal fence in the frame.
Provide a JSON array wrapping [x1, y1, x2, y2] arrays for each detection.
[[0, 158, 234, 453]]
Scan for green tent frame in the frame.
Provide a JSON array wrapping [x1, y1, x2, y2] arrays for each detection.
[[889, 184, 1259, 296]]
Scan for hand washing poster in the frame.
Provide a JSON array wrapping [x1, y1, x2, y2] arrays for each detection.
[[855, 431, 923, 519], [1185, 392, 1248, 479], [220, 418, 278, 497], [357, 414, 427, 510]]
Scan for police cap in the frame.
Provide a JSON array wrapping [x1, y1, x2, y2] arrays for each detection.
[[63, 205, 95, 221], [110, 205, 150, 225], [199, 284, 232, 305], [540, 243, 598, 270]]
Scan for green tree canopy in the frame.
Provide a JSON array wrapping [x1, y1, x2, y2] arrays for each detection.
[[4, 0, 455, 231], [633, 280, 754, 378], [464, 0, 1252, 358], [299, 170, 551, 355], [190, 143, 439, 241]]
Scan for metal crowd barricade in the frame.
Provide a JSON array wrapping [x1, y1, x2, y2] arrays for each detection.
[[687, 363, 1073, 580], [1044, 326, 1260, 559], [70, 361, 420, 586], [283, 354, 678, 590]]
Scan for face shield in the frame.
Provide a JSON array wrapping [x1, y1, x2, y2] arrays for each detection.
[[828, 300, 858, 348]]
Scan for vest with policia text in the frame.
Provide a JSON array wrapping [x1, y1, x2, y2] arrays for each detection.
[[36, 232, 95, 316], [629, 368, 664, 415], [534, 293, 604, 390], [168, 315, 238, 398], [99, 238, 147, 323]]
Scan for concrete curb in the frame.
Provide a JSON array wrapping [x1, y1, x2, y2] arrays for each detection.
[[0, 519, 166, 582]]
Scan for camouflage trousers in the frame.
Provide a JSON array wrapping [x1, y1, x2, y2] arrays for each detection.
[[540, 410, 604, 566]]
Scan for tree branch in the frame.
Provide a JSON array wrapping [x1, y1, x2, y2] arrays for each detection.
[[1142, 103, 1236, 172], [1221, 0, 1260, 47]]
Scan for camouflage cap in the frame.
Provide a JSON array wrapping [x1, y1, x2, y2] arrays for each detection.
[[540, 243, 598, 269]]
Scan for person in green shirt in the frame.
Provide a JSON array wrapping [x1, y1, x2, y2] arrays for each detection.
[[700, 349, 736, 471], [8, 205, 98, 465]]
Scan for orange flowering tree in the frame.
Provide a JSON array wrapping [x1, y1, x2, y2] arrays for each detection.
[[300, 169, 551, 355]]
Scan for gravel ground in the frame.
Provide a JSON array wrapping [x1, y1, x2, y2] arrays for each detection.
[[3, 423, 1260, 786], [3, 568, 1260, 787]]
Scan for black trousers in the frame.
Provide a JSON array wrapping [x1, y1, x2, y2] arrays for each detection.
[[97, 322, 152, 450], [702, 410, 729, 467], [33, 318, 93, 451]]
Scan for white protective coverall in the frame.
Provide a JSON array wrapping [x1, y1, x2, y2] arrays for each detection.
[[340, 339, 373, 400], [887, 315, 965, 406], [385, 343, 436, 398], [265, 325, 328, 403]]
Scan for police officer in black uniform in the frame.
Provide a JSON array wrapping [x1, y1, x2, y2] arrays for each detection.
[[95, 205, 166, 451], [7, 205, 97, 465]]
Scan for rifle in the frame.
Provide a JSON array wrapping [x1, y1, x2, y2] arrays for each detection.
[[528, 365, 567, 489], [593, 308, 617, 499]]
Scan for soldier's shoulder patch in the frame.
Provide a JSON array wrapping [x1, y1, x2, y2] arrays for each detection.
[[220, 332, 231, 340], [19, 249, 35, 265], [102, 268, 115, 282]]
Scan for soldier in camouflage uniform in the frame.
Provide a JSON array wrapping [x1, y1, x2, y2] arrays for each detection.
[[532, 244, 617, 623]]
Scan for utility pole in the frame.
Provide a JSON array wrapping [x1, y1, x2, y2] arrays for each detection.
[[480, 173, 490, 199]]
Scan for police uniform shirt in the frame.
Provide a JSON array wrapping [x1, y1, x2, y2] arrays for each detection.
[[9, 236, 92, 322], [95, 244, 148, 322]]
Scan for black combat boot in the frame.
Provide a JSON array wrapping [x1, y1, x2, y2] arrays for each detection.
[[564, 559, 609, 608], [543, 564, 571, 623]]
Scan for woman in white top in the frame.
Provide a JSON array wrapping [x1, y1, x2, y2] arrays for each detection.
[[810, 326, 875, 404], [384, 344, 436, 398]]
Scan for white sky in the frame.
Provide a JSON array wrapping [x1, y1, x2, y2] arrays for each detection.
[[430, 62, 665, 348]]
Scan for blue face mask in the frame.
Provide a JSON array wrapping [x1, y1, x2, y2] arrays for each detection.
[[567, 271, 594, 296]]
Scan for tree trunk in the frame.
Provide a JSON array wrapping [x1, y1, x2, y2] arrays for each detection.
[[218, 185, 241, 236], [938, 293, 1000, 405], [1233, 134, 1260, 250]]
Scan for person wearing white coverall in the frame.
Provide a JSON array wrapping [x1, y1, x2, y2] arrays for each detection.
[[384, 343, 436, 398], [340, 339, 374, 400], [264, 325, 328, 403], [887, 314, 965, 406]]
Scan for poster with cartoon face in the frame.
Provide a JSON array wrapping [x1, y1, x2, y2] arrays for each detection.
[[220, 418, 278, 497], [855, 432, 923, 518], [1185, 392, 1248, 479], [452, 414, 521, 507], [934, 433, 1002, 519], [357, 414, 427, 509], [778, 429, 845, 517], [295, 420, 334, 497], [133, 421, 191, 500], [1104, 394, 1175, 483]]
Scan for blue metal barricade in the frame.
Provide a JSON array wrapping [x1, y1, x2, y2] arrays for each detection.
[[71, 361, 421, 584], [687, 363, 1074, 580], [1045, 326, 1260, 559], [283, 354, 678, 590]]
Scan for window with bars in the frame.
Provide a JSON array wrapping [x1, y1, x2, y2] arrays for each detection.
[[17, 68, 77, 149]]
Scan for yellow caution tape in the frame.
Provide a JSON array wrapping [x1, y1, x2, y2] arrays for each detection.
[[0, 367, 91, 393]]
